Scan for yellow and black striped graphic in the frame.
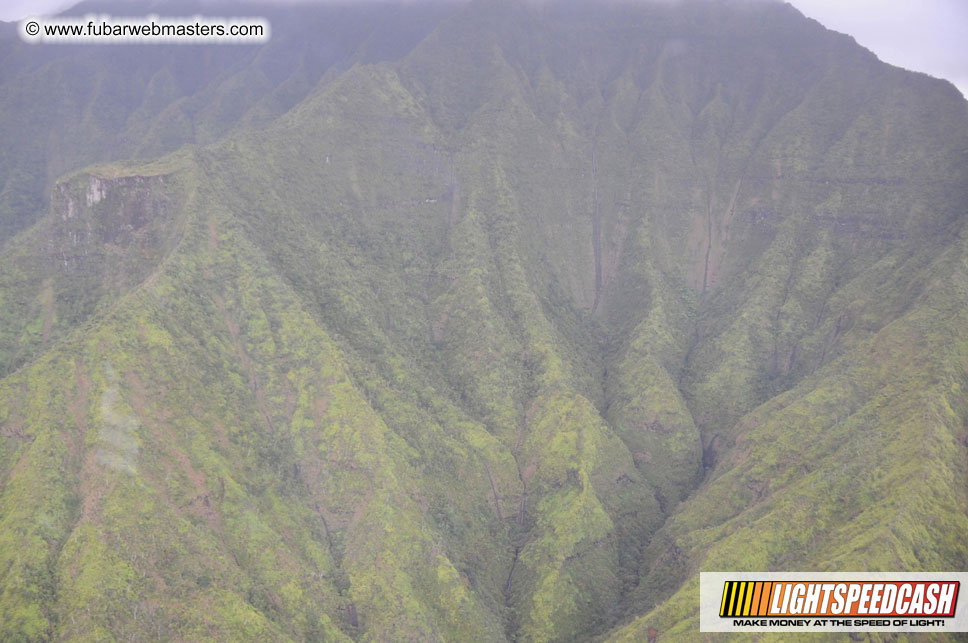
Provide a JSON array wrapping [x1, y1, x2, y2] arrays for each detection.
[[720, 581, 774, 617]]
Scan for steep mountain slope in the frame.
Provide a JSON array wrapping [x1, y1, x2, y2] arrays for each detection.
[[0, 0, 459, 245], [0, 1, 966, 641]]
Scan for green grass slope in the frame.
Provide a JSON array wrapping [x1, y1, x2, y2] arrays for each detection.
[[0, 1, 966, 641], [0, 0, 459, 245], [607, 228, 968, 641]]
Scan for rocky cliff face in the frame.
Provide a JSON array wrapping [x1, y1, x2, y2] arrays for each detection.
[[0, 1, 966, 641], [0, 170, 182, 378], [49, 174, 174, 275]]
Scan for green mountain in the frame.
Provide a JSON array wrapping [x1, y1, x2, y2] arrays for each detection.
[[0, 1, 966, 641], [0, 0, 459, 244]]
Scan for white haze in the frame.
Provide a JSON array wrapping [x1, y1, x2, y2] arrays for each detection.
[[2, 0, 965, 97], [789, 0, 968, 98]]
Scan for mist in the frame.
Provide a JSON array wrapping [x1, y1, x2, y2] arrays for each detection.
[[3, 0, 964, 96]]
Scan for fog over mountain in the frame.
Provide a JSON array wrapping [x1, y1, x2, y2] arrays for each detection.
[[0, 0, 965, 641], [791, 0, 968, 98], [3, 0, 966, 96]]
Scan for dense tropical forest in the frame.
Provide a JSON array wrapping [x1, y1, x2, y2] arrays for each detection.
[[0, 0, 966, 640]]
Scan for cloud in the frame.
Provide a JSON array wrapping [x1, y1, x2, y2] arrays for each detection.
[[4, 0, 964, 98], [789, 0, 968, 97], [0, 0, 75, 22]]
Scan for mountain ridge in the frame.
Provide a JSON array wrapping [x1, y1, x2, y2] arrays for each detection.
[[0, 1, 966, 641]]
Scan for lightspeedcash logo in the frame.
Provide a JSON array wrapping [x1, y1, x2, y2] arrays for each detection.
[[700, 572, 968, 633]]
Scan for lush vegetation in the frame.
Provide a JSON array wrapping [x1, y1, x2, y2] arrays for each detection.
[[0, 0, 459, 245], [0, 0, 966, 641]]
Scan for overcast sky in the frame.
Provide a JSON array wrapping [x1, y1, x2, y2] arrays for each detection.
[[789, 0, 968, 97], [2, 0, 965, 97]]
